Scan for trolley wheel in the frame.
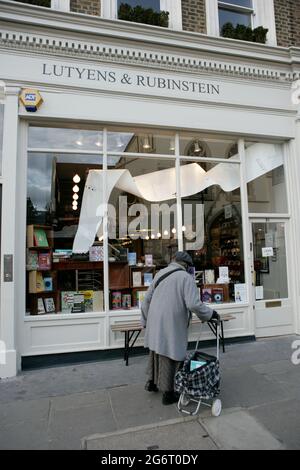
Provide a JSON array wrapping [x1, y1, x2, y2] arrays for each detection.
[[211, 399, 222, 417], [180, 393, 190, 407]]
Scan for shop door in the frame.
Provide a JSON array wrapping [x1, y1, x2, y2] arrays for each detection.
[[250, 220, 293, 338]]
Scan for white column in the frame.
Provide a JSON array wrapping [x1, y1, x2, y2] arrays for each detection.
[[101, 0, 117, 19], [238, 138, 254, 335], [0, 86, 19, 378], [161, 0, 182, 30], [51, 0, 70, 11], [205, 0, 219, 37]]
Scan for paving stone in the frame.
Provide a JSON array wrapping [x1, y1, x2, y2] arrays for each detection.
[[0, 420, 50, 450], [83, 418, 217, 450], [220, 365, 294, 409], [0, 398, 50, 426], [200, 409, 284, 450], [108, 384, 180, 429], [48, 401, 117, 450], [249, 399, 300, 450]]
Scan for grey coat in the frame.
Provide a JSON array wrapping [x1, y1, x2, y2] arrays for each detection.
[[141, 262, 213, 362]]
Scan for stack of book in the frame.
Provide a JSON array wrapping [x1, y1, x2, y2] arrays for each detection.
[[53, 249, 73, 263]]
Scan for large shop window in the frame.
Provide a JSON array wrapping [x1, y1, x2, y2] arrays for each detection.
[[27, 127, 285, 316], [180, 134, 244, 304], [0, 103, 4, 174], [27, 127, 105, 316], [106, 128, 177, 310]]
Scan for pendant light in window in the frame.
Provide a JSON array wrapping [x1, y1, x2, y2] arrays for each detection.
[[73, 174, 81, 184], [142, 136, 151, 150]]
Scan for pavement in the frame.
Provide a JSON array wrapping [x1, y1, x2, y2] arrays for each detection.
[[0, 335, 299, 450]]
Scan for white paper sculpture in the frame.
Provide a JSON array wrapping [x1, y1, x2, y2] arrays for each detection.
[[72, 143, 283, 253]]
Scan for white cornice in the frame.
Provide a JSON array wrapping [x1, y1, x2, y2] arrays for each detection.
[[0, 0, 300, 81]]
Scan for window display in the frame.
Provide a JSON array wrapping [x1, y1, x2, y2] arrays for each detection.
[[0, 103, 4, 173], [106, 153, 178, 310], [26, 126, 287, 315], [26, 130, 105, 314], [181, 158, 244, 303]]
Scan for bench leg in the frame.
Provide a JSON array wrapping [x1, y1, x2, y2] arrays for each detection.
[[221, 321, 225, 353]]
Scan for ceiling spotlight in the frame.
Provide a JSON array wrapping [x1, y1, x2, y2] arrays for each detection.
[[72, 202, 78, 208], [194, 141, 202, 154], [73, 185, 80, 193], [75, 140, 83, 146], [163, 230, 169, 236], [72, 206, 78, 211], [157, 233, 162, 238], [145, 236, 150, 240], [142, 136, 151, 150], [169, 139, 175, 152], [151, 234, 155, 240], [73, 193, 79, 201], [182, 226, 186, 232], [172, 228, 177, 234], [95, 140, 103, 147], [73, 174, 81, 184]]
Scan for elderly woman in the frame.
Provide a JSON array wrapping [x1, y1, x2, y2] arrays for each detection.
[[141, 251, 218, 405]]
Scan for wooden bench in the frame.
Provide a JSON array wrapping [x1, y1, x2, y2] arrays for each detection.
[[111, 313, 236, 366]]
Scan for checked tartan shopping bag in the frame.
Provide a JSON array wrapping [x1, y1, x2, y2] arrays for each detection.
[[174, 351, 220, 400]]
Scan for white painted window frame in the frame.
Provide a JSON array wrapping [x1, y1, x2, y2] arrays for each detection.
[[101, 0, 182, 30], [51, 0, 70, 12], [206, 0, 277, 46]]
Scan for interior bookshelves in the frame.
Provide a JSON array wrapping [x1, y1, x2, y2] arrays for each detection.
[[26, 225, 156, 314]]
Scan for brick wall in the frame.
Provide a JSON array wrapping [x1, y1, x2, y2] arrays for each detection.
[[70, 0, 101, 16], [274, 0, 300, 47], [181, 0, 206, 34]]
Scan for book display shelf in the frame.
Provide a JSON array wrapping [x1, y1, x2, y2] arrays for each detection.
[[26, 225, 57, 315], [26, 225, 105, 315], [109, 261, 156, 311]]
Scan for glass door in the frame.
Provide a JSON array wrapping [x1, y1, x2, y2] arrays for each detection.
[[250, 219, 293, 337]]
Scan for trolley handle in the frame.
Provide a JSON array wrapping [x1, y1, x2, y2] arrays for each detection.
[[194, 319, 220, 361]]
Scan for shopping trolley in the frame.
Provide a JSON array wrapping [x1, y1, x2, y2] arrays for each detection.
[[175, 319, 222, 417]]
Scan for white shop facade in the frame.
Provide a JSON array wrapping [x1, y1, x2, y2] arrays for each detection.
[[1, 3, 300, 378]]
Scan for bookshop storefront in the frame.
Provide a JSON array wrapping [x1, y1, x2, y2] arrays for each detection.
[[1, 9, 300, 377]]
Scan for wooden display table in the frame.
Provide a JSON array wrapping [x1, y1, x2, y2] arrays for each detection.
[[111, 313, 236, 366]]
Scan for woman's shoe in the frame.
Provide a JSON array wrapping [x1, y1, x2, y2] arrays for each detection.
[[145, 380, 159, 392], [162, 391, 179, 405]]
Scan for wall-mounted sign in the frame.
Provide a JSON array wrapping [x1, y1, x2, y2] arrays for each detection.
[[19, 89, 43, 112]]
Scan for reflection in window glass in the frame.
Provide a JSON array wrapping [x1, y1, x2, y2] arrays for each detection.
[[180, 133, 238, 159], [28, 127, 104, 151], [117, 0, 160, 11], [252, 222, 288, 300], [26, 151, 104, 315], [107, 156, 177, 311], [219, 0, 252, 7], [108, 129, 175, 155], [0, 103, 4, 173], [246, 143, 287, 214], [181, 160, 244, 304], [219, 8, 252, 29]]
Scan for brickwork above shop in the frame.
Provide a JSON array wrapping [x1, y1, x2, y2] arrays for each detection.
[[181, 0, 206, 34], [274, 0, 300, 47], [70, 0, 100, 16]]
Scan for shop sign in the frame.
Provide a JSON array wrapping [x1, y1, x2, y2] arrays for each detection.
[[42, 62, 221, 98]]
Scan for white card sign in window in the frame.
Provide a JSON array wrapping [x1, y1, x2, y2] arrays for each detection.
[[234, 284, 247, 303], [255, 286, 264, 300], [265, 232, 274, 247], [262, 247, 274, 258], [224, 205, 232, 220]]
